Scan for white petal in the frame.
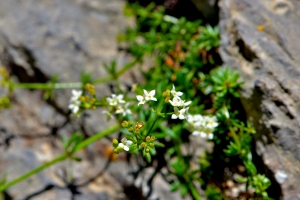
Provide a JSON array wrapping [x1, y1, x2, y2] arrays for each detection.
[[176, 91, 183, 96], [138, 101, 145, 106], [200, 132, 207, 138], [136, 95, 144, 101], [184, 101, 192, 106], [118, 143, 125, 148], [171, 114, 178, 119], [179, 114, 185, 120], [126, 140, 133, 146], [149, 90, 156, 96], [143, 89, 149, 96], [123, 146, 129, 151], [192, 131, 200, 136], [73, 106, 79, 114]]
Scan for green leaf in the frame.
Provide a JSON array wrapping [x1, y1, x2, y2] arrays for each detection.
[[170, 181, 180, 192], [244, 160, 257, 176], [180, 185, 188, 197], [224, 141, 240, 156], [159, 124, 176, 139]]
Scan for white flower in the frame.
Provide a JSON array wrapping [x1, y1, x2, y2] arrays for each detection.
[[171, 85, 183, 97], [115, 103, 132, 117], [136, 89, 157, 106], [106, 94, 125, 106], [207, 133, 214, 139], [137, 95, 146, 106], [71, 90, 82, 101], [172, 107, 189, 120], [143, 90, 157, 101], [188, 114, 217, 140], [69, 100, 80, 114], [206, 116, 218, 129], [169, 96, 183, 107], [169, 95, 191, 108], [192, 125, 205, 136], [69, 90, 82, 114], [118, 137, 133, 151], [192, 128, 213, 139], [187, 114, 204, 125]]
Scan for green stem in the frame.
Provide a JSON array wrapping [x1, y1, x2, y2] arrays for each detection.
[[0, 124, 119, 191], [0, 154, 67, 191], [189, 182, 203, 200], [13, 82, 82, 90], [146, 115, 159, 136]]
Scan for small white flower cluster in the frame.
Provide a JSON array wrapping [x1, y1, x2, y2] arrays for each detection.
[[103, 94, 132, 118], [68, 90, 82, 114], [136, 90, 157, 106], [187, 114, 218, 139], [169, 85, 191, 120], [118, 137, 133, 151]]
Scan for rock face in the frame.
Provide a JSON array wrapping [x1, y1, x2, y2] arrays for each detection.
[[219, 0, 300, 199]]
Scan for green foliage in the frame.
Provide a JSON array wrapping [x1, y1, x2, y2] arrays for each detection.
[[119, 2, 272, 199], [0, 2, 273, 200], [250, 174, 272, 197], [205, 185, 222, 200]]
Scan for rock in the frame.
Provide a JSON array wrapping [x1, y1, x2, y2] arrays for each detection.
[[219, 0, 300, 198], [0, 0, 136, 199]]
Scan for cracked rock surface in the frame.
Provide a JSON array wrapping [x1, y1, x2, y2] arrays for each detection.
[[219, 0, 300, 199]]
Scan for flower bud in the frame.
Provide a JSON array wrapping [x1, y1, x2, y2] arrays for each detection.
[[165, 90, 171, 96], [151, 136, 156, 141], [128, 127, 134, 132], [114, 149, 119, 154], [145, 148, 150, 153], [141, 142, 147, 148], [149, 143, 154, 147], [146, 136, 151, 142], [112, 139, 119, 148], [121, 120, 129, 128]]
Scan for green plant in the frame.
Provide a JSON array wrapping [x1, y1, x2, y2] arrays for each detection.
[[0, 2, 273, 200]]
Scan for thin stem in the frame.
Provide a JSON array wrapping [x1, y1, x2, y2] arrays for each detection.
[[0, 124, 119, 191], [13, 82, 82, 90], [146, 114, 160, 136], [0, 154, 67, 191]]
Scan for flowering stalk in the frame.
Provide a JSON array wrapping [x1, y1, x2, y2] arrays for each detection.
[[13, 82, 82, 90]]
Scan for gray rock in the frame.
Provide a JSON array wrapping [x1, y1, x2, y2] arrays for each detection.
[[219, 0, 300, 198], [0, 0, 134, 199]]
